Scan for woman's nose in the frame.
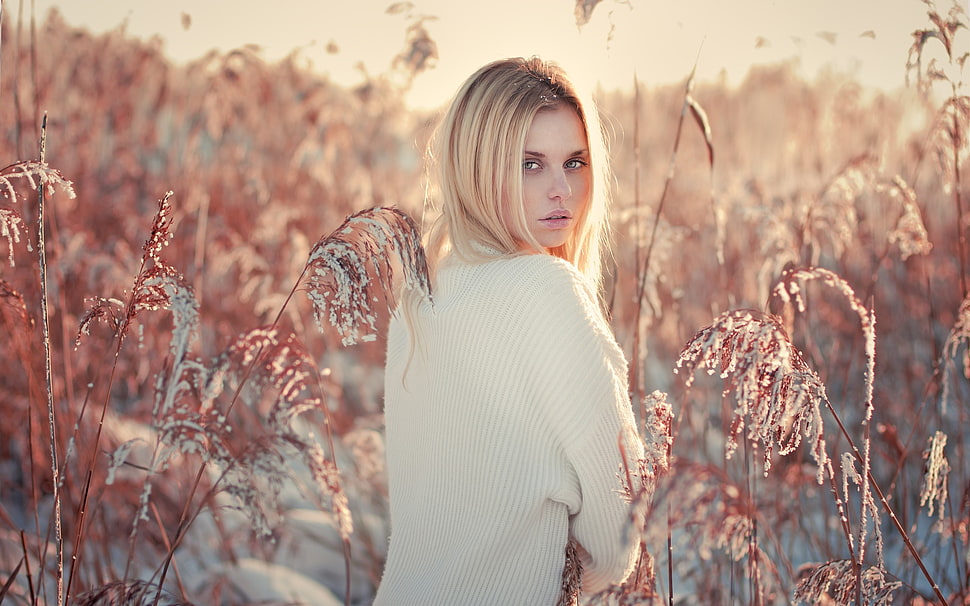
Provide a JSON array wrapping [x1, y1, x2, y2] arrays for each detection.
[[549, 170, 571, 202]]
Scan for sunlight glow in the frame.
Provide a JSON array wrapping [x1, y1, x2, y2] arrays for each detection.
[[7, 0, 942, 108]]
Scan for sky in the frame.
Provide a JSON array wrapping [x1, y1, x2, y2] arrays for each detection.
[[4, 0, 950, 109]]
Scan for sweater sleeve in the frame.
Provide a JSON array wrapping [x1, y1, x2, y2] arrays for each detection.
[[513, 256, 644, 593]]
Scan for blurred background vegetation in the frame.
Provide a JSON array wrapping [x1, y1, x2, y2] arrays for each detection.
[[0, 2, 967, 604]]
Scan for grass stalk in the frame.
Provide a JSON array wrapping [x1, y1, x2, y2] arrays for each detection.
[[632, 68, 691, 355], [632, 45, 714, 397], [824, 393, 948, 605], [949, 82, 967, 299], [20, 530, 37, 604], [273, 249, 354, 606], [777, 267, 947, 603], [35, 112, 65, 606], [1, 557, 24, 602], [148, 502, 188, 599], [630, 72, 642, 400], [13, 0, 25, 158], [66, 281, 141, 602], [147, 227, 355, 606], [666, 500, 672, 606], [150, 463, 209, 606], [69, 192, 177, 602], [0, 0, 4, 109]]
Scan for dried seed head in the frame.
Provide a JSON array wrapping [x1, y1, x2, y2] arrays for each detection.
[[143, 191, 176, 262], [942, 294, 970, 413], [794, 560, 901, 606], [73, 580, 193, 606], [676, 310, 829, 481], [0, 209, 25, 266], [883, 175, 932, 261], [555, 537, 584, 606], [919, 431, 950, 520], [304, 207, 431, 345]]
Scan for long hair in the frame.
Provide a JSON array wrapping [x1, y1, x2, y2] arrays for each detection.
[[422, 56, 614, 290]]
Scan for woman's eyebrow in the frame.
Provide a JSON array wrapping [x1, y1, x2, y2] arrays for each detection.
[[523, 148, 589, 157]]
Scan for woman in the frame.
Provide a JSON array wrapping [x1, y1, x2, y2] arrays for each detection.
[[375, 57, 644, 605]]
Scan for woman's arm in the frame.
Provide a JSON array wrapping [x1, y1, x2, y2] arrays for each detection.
[[515, 255, 645, 593]]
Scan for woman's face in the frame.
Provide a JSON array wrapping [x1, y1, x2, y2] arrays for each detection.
[[515, 104, 591, 251]]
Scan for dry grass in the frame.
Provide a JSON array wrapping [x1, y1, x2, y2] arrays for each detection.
[[0, 2, 968, 605]]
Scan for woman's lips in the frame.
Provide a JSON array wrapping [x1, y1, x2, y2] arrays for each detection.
[[539, 210, 572, 229]]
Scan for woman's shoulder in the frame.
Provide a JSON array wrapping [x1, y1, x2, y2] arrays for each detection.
[[434, 253, 600, 321], [503, 252, 583, 278], [510, 254, 600, 308], [472, 253, 591, 294]]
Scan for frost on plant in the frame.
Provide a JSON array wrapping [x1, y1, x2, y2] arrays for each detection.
[[108, 325, 353, 543], [0, 160, 77, 203], [772, 266, 884, 566], [74, 580, 191, 606], [621, 390, 671, 523], [919, 431, 950, 521], [556, 537, 584, 606], [0, 209, 26, 266], [633, 462, 782, 599], [882, 175, 933, 260], [88, 192, 350, 548], [675, 309, 830, 481], [305, 440, 354, 542], [941, 294, 970, 413], [639, 390, 673, 492], [76, 192, 195, 349], [1, 161, 76, 266], [303, 206, 432, 345], [208, 329, 348, 536], [793, 559, 901, 606], [0, 280, 31, 334], [806, 155, 868, 265]]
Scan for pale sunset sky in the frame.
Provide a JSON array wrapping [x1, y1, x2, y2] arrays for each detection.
[[4, 0, 952, 108]]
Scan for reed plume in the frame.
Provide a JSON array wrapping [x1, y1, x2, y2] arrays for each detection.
[[941, 293, 970, 413], [676, 309, 829, 480], [73, 580, 195, 606], [793, 559, 901, 606], [0, 160, 75, 265], [301, 206, 432, 346], [919, 430, 950, 522]]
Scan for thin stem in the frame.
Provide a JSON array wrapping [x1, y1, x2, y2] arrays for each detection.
[[0, 1, 4, 112], [823, 398, 949, 605], [666, 500, 673, 606], [951, 83, 967, 300], [19, 530, 36, 604], [946, 488, 967, 599], [67, 194, 160, 601], [745, 439, 763, 606], [148, 502, 188, 599], [36, 113, 64, 606], [634, 72, 690, 332], [151, 463, 209, 606], [29, 0, 37, 134], [631, 72, 643, 406], [825, 467, 857, 564], [150, 254, 349, 604], [14, 0, 24, 158]]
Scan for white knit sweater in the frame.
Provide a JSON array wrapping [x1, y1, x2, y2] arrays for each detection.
[[374, 253, 643, 606]]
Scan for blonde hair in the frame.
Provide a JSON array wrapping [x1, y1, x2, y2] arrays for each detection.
[[422, 56, 614, 290]]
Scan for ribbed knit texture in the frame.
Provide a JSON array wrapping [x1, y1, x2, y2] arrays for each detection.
[[373, 253, 644, 606]]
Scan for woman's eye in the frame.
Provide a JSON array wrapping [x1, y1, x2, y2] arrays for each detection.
[[523, 160, 541, 171], [565, 158, 588, 170]]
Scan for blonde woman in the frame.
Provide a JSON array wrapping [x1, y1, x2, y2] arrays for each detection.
[[375, 57, 644, 605]]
